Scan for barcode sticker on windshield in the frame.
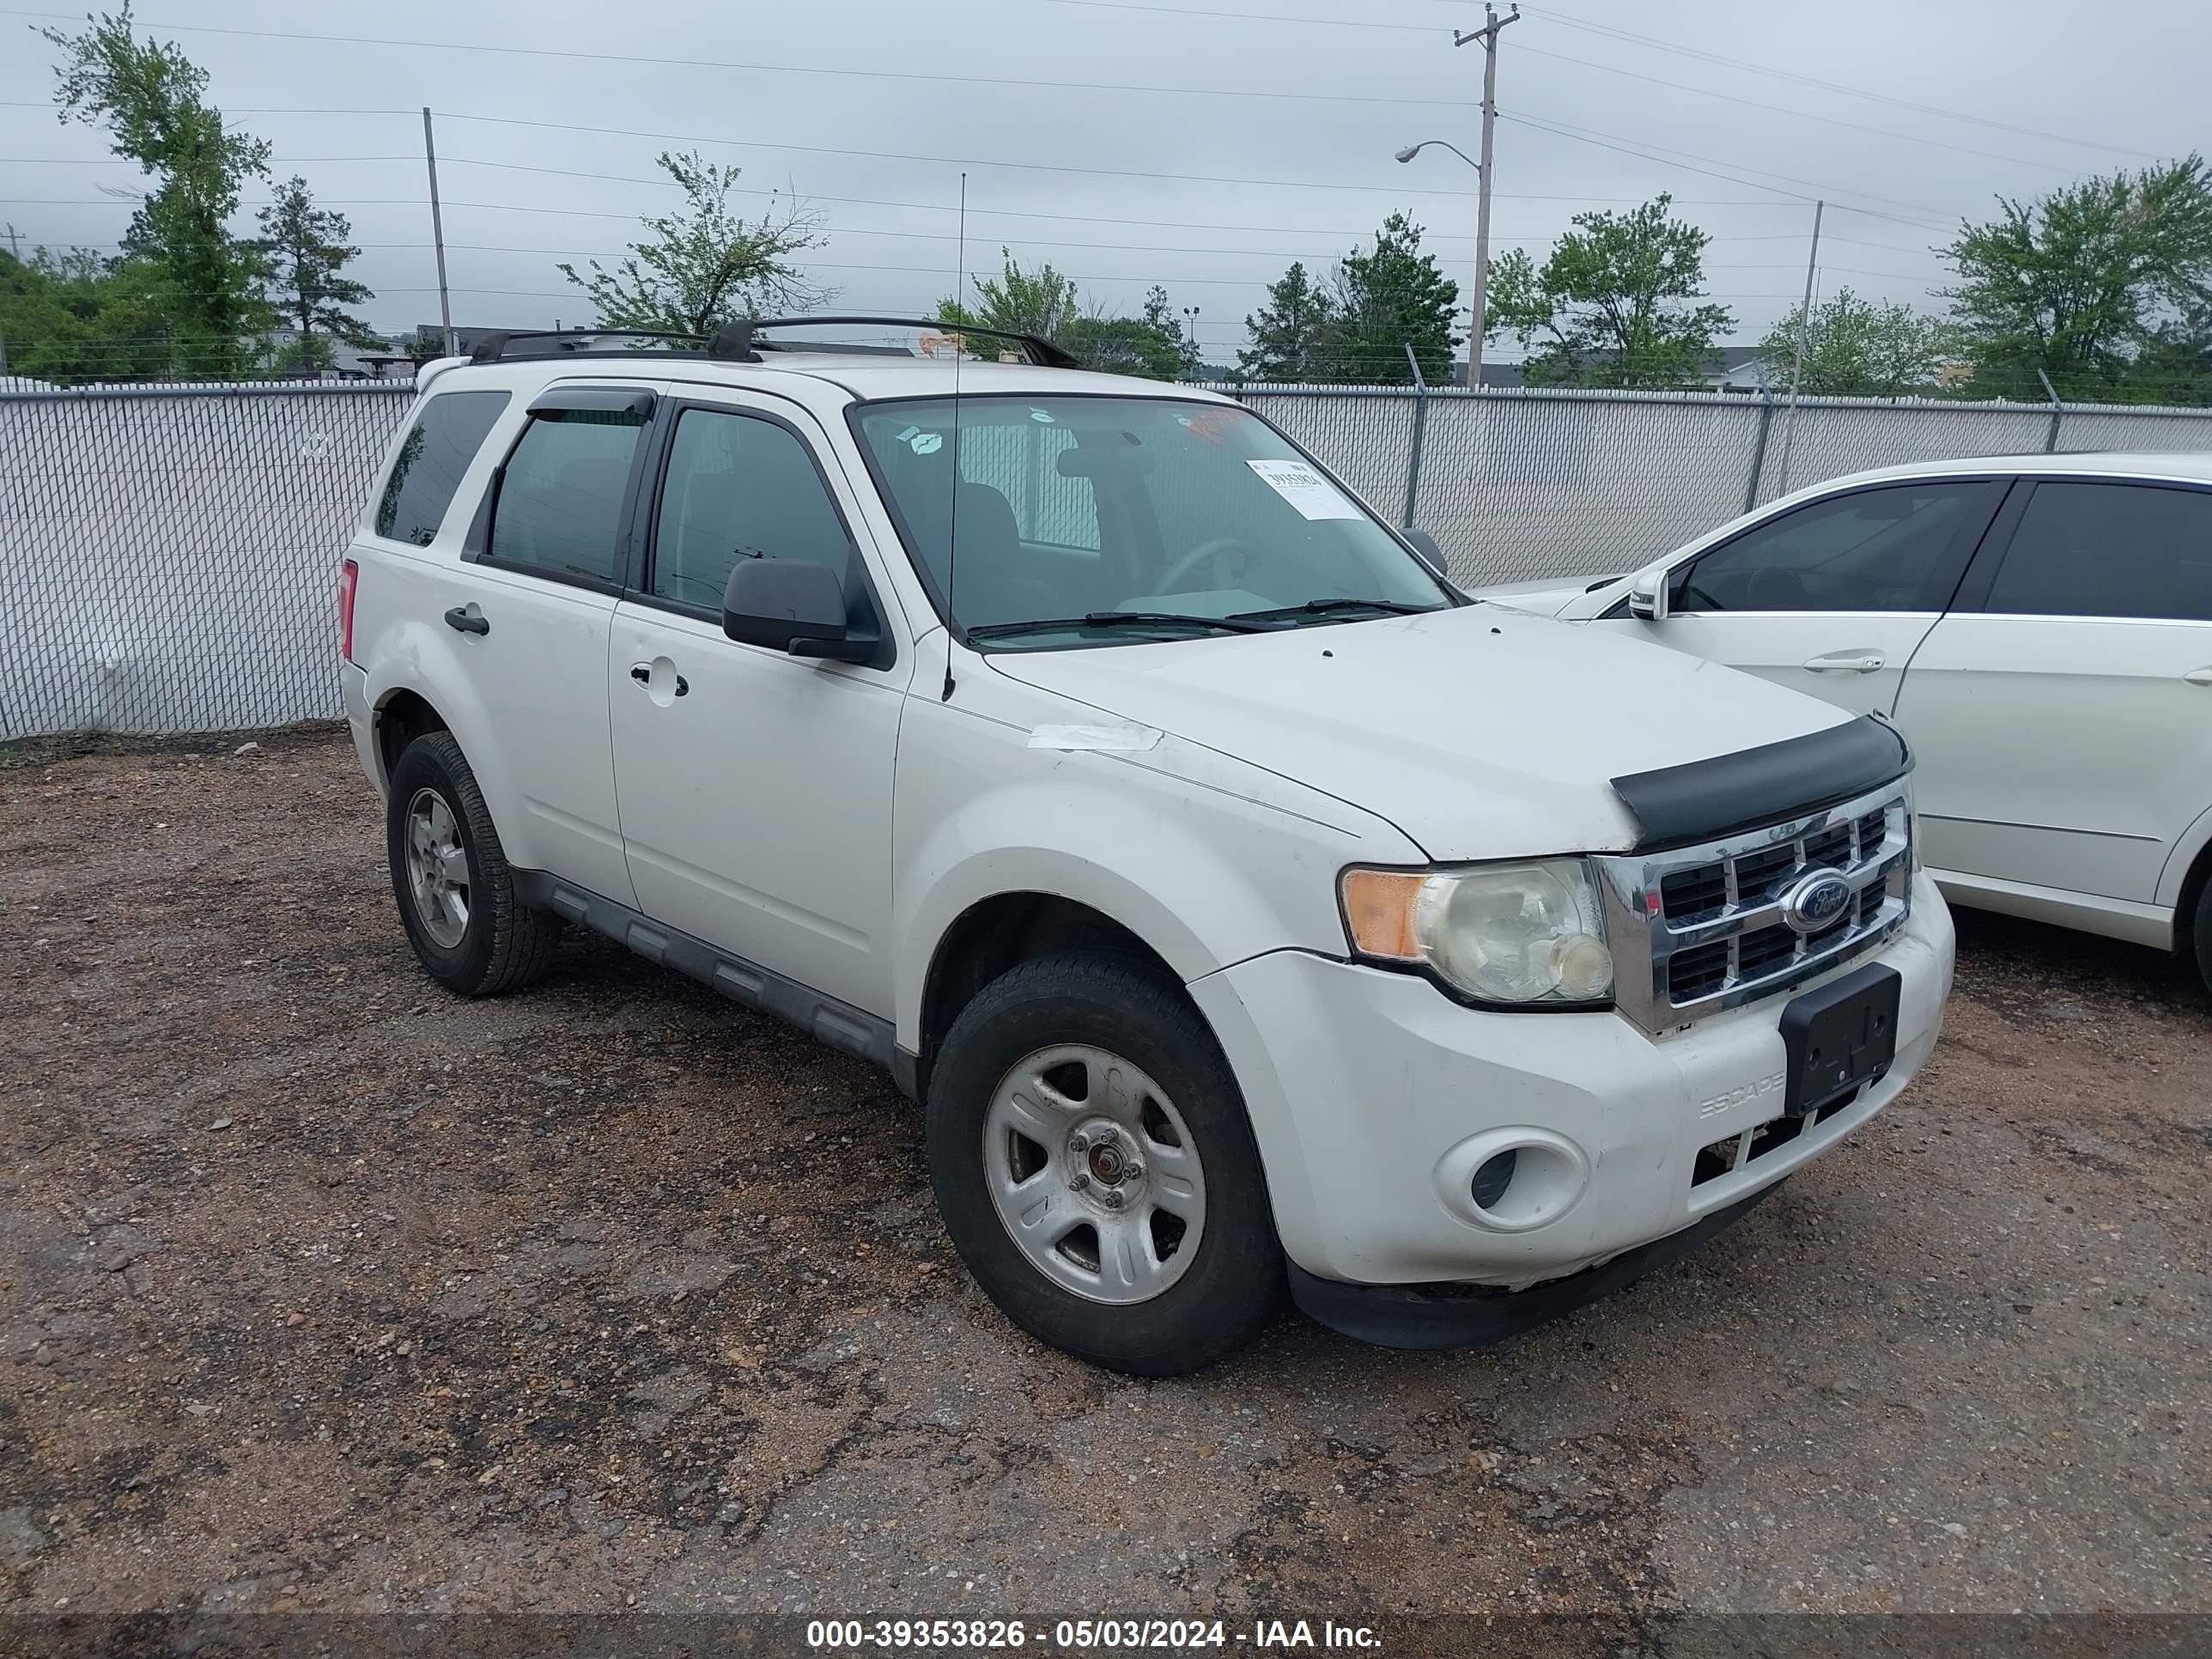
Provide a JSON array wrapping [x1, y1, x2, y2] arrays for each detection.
[[1246, 459, 1360, 520]]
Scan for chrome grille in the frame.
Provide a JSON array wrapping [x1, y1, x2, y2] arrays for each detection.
[[1596, 781, 1913, 1031]]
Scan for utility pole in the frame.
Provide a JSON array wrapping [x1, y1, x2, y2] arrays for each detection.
[[421, 107, 455, 356], [1455, 3, 1518, 391], [1774, 198, 1823, 495]]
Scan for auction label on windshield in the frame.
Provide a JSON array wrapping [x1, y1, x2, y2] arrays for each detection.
[[1245, 459, 1361, 520]]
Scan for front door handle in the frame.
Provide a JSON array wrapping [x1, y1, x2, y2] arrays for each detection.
[[1802, 651, 1885, 674], [443, 605, 489, 636], [2185, 666, 2212, 687], [630, 662, 689, 697]]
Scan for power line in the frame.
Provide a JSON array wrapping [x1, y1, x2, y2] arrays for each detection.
[[1037, 0, 2088, 177], [0, 7, 1475, 112], [1499, 112, 1952, 222], [1510, 3, 2160, 162], [0, 191, 1814, 239], [0, 155, 417, 164]]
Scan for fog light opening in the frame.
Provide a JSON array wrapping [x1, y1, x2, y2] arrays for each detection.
[[1471, 1148, 1518, 1210]]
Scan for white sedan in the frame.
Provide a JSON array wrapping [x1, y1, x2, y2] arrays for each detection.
[[1472, 451, 2212, 986]]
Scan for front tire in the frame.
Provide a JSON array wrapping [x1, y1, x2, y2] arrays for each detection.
[[926, 952, 1284, 1375], [385, 732, 560, 996]]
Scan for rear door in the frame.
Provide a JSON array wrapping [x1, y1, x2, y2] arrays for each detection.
[[1893, 477, 2212, 902], [1595, 478, 2005, 717], [446, 381, 664, 906]]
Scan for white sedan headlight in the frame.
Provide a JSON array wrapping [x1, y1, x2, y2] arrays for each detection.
[[1340, 858, 1614, 1007]]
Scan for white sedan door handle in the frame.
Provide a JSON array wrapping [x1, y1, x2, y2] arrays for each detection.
[[1802, 652, 1886, 674], [2185, 666, 2212, 687]]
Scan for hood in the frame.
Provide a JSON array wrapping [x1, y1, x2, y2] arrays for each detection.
[[984, 606, 1851, 860], [1462, 577, 1613, 617]]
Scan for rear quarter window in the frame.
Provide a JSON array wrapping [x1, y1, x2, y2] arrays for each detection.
[[374, 390, 511, 546]]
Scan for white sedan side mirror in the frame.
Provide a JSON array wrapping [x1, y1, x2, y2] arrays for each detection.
[[1626, 562, 1670, 622]]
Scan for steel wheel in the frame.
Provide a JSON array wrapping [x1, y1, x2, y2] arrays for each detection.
[[402, 787, 471, 950], [981, 1042, 1208, 1305]]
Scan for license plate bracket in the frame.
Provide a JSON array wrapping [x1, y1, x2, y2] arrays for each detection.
[[1778, 963, 1901, 1117]]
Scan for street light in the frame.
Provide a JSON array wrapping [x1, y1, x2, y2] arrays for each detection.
[[1398, 138, 1486, 388], [1395, 139, 1480, 171], [1398, 3, 1517, 391]]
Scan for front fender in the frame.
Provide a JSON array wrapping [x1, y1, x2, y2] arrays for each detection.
[[890, 695, 1420, 1052]]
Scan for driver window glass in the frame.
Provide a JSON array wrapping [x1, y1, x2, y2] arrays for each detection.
[[653, 408, 855, 609], [1670, 481, 1996, 614]]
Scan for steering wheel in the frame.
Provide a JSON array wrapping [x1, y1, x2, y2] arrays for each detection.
[[1155, 536, 1261, 597]]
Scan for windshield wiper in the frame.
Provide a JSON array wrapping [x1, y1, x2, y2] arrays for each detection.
[[966, 611, 1273, 641], [1225, 598, 1437, 623]]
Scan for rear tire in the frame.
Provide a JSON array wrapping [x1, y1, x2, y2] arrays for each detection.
[[386, 732, 560, 996], [926, 951, 1284, 1375], [2194, 878, 2212, 998]]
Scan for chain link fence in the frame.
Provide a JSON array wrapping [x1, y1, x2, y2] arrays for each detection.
[[1231, 382, 2212, 588], [5, 375, 2210, 740], [0, 381, 410, 740]]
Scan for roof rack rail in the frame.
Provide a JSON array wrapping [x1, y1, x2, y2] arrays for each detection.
[[466, 328, 705, 364], [707, 315, 1081, 370]]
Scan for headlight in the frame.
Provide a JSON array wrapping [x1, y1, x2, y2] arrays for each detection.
[[1340, 858, 1614, 1007]]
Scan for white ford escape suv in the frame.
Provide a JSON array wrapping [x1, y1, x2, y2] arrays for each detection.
[[339, 319, 1954, 1375]]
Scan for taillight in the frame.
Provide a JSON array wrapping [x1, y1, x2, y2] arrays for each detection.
[[337, 558, 359, 663]]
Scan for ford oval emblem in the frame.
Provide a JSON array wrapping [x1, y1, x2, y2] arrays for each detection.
[[1780, 870, 1854, 934]]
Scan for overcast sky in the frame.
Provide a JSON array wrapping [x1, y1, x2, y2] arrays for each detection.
[[4, 0, 2207, 362]]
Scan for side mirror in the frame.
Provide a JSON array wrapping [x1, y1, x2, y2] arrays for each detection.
[[1401, 527, 1448, 576], [722, 558, 875, 663], [1626, 561, 1670, 622]]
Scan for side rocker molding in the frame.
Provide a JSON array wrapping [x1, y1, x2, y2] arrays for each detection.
[[512, 871, 914, 1082]]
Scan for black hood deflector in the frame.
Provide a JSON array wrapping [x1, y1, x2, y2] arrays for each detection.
[[1610, 714, 1911, 850]]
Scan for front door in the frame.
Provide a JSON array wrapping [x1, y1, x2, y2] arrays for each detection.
[[1595, 478, 2007, 718], [1894, 477, 2212, 902], [608, 394, 912, 1018]]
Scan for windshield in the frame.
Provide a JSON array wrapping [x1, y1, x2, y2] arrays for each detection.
[[850, 394, 1454, 647]]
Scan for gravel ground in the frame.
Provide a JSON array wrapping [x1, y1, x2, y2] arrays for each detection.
[[0, 728, 2205, 1622]]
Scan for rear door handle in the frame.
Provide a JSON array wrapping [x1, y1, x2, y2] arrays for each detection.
[[443, 605, 489, 636], [630, 662, 688, 696], [1802, 652, 1885, 673], [2185, 666, 2212, 687]]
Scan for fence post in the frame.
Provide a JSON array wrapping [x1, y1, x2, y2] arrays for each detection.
[[1401, 343, 1429, 529], [2037, 368, 2064, 452], [1743, 390, 1776, 513]]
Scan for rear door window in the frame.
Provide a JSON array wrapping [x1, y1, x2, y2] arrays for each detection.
[[1981, 480, 2212, 622], [374, 390, 509, 546], [487, 408, 649, 585]]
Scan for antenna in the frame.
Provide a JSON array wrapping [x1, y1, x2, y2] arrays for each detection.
[[941, 171, 967, 702]]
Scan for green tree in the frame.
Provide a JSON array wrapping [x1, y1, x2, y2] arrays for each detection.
[[559, 150, 828, 336], [254, 175, 377, 374], [935, 250, 1084, 347], [0, 245, 168, 382], [1062, 311, 1182, 380], [1755, 287, 1953, 398], [1138, 283, 1200, 377], [1237, 260, 1333, 382], [934, 255, 1182, 376], [1322, 212, 1460, 385], [1488, 194, 1733, 388], [42, 3, 274, 378], [1942, 156, 2212, 404]]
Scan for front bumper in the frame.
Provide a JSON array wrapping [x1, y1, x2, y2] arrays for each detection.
[[1186, 871, 1953, 1303]]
